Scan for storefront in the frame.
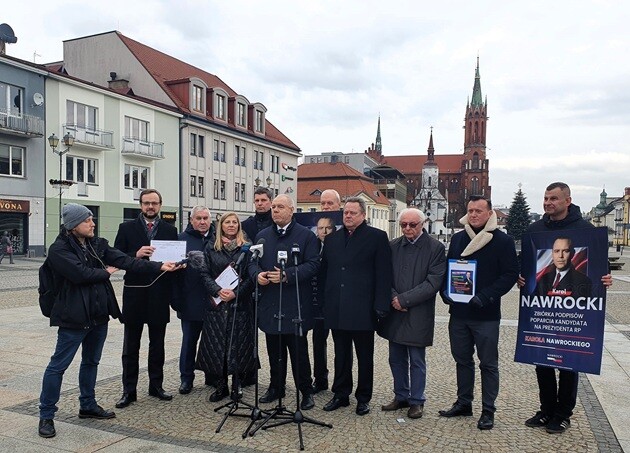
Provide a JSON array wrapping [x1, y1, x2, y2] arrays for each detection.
[[0, 198, 29, 255]]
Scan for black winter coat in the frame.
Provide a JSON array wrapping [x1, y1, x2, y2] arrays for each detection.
[[319, 221, 392, 331], [48, 232, 162, 329], [174, 224, 214, 321], [378, 231, 446, 347], [114, 216, 178, 325], [196, 245, 257, 377], [247, 219, 320, 334], [242, 211, 273, 245], [444, 229, 519, 321]]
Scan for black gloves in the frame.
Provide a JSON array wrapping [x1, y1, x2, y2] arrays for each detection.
[[469, 296, 483, 308], [375, 309, 389, 319]]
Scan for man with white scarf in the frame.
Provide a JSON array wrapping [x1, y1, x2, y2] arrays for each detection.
[[438, 195, 518, 430]]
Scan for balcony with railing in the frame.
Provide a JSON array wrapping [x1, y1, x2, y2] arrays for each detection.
[[121, 137, 164, 159], [0, 109, 44, 137], [63, 124, 114, 149]]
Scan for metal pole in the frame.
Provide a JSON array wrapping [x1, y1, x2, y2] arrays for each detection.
[[59, 151, 63, 229]]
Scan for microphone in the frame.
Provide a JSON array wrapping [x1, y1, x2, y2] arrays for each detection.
[[277, 245, 288, 268], [291, 243, 300, 265], [234, 243, 252, 268], [250, 238, 265, 259], [186, 250, 206, 270]]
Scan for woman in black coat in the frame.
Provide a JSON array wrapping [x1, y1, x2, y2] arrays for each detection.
[[195, 212, 256, 402]]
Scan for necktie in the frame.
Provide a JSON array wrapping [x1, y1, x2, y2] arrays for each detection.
[[147, 222, 153, 232], [278, 228, 284, 235], [552, 273, 561, 289]]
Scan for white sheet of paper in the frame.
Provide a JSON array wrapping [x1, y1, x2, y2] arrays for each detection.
[[447, 259, 477, 303], [150, 240, 187, 263], [212, 265, 240, 306]]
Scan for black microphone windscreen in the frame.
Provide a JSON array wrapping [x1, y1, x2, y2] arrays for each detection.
[[187, 250, 206, 270]]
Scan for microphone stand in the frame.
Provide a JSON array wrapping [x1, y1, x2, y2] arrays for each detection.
[[213, 255, 260, 433], [242, 250, 269, 438], [249, 249, 332, 450]]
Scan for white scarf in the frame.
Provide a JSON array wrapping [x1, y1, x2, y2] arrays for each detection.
[[458, 210, 497, 257]]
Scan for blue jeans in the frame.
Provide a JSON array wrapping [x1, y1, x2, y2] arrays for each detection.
[[388, 341, 427, 405], [39, 324, 108, 419]]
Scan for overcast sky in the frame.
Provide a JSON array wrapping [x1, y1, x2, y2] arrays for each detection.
[[5, 0, 629, 212]]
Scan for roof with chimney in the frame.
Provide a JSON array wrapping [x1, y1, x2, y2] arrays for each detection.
[[297, 162, 390, 205], [115, 32, 299, 151]]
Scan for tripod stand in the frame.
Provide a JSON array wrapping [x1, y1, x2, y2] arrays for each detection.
[[214, 254, 262, 433], [242, 246, 269, 438], [249, 244, 331, 450]]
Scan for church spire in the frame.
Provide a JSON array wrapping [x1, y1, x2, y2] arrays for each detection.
[[427, 126, 435, 162], [471, 55, 483, 107], [375, 115, 382, 155]]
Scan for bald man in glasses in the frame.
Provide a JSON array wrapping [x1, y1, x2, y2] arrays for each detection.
[[377, 208, 446, 420]]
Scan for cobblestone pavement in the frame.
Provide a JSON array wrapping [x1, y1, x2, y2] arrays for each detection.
[[0, 256, 628, 452]]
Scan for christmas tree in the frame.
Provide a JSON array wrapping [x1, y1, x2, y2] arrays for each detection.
[[506, 187, 531, 242]]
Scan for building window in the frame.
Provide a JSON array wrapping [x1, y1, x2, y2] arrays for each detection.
[[471, 177, 480, 195], [240, 183, 246, 202], [213, 139, 219, 161], [234, 182, 240, 201], [254, 150, 259, 170], [310, 208, 316, 213], [259, 153, 264, 171], [190, 133, 197, 156], [220, 180, 226, 199], [472, 152, 479, 170], [192, 85, 204, 112], [190, 175, 197, 196], [198, 176, 204, 197], [237, 102, 246, 127], [124, 164, 149, 189], [0, 144, 24, 177], [67, 100, 97, 130], [220, 141, 226, 162], [255, 110, 264, 132], [198, 136, 204, 158], [213, 179, 219, 199], [66, 155, 97, 184], [0, 82, 23, 116], [124, 116, 149, 141], [235, 145, 246, 166], [271, 155, 280, 173], [216, 94, 226, 119]]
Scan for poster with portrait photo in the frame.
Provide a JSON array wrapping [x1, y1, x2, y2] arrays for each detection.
[[514, 227, 608, 375], [294, 211, 343, 240]]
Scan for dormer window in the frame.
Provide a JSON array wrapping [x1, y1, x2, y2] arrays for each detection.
[[237, 102, 246, 127], [255, 110, 264, 132], [187, 78, 207, 115], [192, 85, 203, 112], [216, 94, 226, 119]]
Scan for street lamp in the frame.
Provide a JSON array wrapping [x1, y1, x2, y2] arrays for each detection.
[[266, 175, 272, 187], [48, 132, 74, 229]]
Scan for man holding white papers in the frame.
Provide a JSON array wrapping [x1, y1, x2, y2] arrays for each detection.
[[439, 195, 518, 430], [114, 189, 178, 408]]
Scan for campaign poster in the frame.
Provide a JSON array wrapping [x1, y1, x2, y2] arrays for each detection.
[[294, 211, 343, 240], [514, 227, 608, 375], [446, 260, 477, 303]]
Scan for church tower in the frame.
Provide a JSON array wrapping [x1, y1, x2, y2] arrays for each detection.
[[413, 128, 446, 235], [461, 57, 491, 200]]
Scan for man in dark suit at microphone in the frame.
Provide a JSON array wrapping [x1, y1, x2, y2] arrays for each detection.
[[247, 194, 320, 410]]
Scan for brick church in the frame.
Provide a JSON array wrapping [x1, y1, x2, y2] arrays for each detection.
[[365, 58, 491, 227]]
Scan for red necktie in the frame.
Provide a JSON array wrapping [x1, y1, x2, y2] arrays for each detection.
[[552, 273, 561, 289], [147, 222, 153, 232]]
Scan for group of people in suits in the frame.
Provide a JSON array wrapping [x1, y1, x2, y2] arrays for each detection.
[[38, 181, 613, 441]]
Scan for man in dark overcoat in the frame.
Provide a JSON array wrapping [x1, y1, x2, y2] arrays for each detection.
[[113, 189, 179, 408], [378, 208, 445, 420], [247, 194, 320, 410], [319, 197, 392, 416], [174, 205, 215, 394]]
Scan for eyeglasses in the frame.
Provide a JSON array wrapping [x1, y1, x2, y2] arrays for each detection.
[[400, 222, 420, 229], [141, 201, 161, 206]]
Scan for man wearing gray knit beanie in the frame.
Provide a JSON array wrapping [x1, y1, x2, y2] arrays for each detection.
[[37, 202, 180, 439]]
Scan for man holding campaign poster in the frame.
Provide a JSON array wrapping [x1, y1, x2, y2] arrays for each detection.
[[516, 182, 612, 435]]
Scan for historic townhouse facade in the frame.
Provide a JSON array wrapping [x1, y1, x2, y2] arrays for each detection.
[[62, 31, 300, 228], [43, 71, 181, 248], [0, 55, 46, 256]]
